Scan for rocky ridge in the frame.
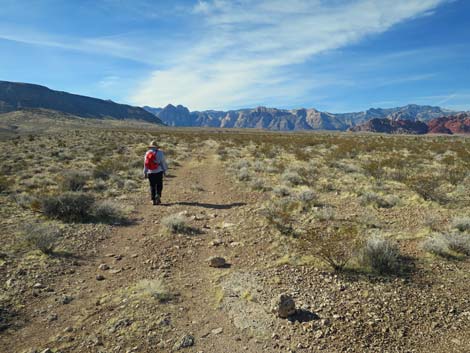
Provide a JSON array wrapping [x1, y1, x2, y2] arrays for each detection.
[[0, 80, 162, 123], [144, 104, 455, 131], [349, 118, 430, 134], [427, 113, 470, 134]]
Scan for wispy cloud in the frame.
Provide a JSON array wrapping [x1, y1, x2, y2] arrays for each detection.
[[130, 0, 450, 110], [0, 28, 155, 65]]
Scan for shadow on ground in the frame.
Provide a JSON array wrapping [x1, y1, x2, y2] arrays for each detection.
[[288, 309, 319, 323], [163, 202, 246, 210]]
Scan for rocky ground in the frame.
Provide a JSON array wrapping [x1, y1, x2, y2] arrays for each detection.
[[1, 147, 470, 353]]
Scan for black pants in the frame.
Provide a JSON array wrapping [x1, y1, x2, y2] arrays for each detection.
[[148, 172, 163, 200]]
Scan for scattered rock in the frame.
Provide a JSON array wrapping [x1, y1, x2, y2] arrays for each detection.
[[47, 313, 58, 322], [98, 264, 109, 271], [211, 327, 223, 335], [33, 283, 44, 289], [271, 294, 296, 318], [110, 269, 122, 274], [61, 295, 73, 304], [209, 239, 223, 247], [172, 334, 195, 350], [40, 349, 53, 353], [96, 275, 105, 281], [208, 256, 226, 268]]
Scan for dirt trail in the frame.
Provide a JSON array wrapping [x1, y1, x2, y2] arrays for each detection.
[[4, 150, 271, 353]]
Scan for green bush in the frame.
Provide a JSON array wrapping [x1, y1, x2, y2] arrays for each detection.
[[41, 192, 95, 222]]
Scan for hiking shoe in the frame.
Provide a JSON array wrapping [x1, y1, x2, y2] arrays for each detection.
[[152, 199, 157, 205], [155, 196, 161, 205]]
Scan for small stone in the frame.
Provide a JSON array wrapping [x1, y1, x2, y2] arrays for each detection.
[[211, 327, 223, 335], [271, 294, 296, 318], [96, 275, 105, 281], [98, 264, 109, 271], [63, 326, 73, 333], [172, 334, 195, 350], [62, 295, 73, 304], [33, 283, 44, 289], [208, 256, 226, 268], [209, 239, 223, 247], [110, 269, 122, 274], [47, 313, 58, 322], [40, 349, 53, 353]]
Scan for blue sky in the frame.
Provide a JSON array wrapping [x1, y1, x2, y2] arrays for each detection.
[[0, 0, 469, 112]]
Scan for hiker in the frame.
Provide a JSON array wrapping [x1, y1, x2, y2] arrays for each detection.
[[143, 140, 168, 205]]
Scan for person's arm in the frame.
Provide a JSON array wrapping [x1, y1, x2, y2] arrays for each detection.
[[143, 152, 149, 177], [159, 151, 168, 174]]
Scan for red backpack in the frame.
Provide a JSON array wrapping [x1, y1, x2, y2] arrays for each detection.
[[145, 149, 159, 170]]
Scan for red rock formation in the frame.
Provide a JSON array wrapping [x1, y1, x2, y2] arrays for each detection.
[[427, 113, 470, 134]]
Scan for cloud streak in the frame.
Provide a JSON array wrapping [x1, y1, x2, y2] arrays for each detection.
[[130, 0, 449, 110]]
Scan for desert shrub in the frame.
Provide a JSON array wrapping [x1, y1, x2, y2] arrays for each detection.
[[305, 224, 360, 271], [0, 176, 13, 193], [250, 178, 270, 191], [362, 160, 386, 180], [360, 236, 402, 275], [261, 198, 297, 236], [92, 201, 125, 223], [452, 217, 470, 232], [253, 161, 266, 172], [405, 175, 447, 204], [421, 233, 449, 257], [162, 214, 190, 234], [93, 179, 107, 191], [281, 171, 304, 186], [422, 232, 470, 257], [423, 213, 443, 231], [134, 279, 175, 303], [237, 167, 251, 181], [60, 171, 89, 191], [272, 186, 291, 197], [315, 206, 336, 221], [234, 159, 250, 169], [41, 192, 95, 222], [359, 192, 398, 208], [123, 179, 138, 191], [446, 233, 470, 256], [23, 223, 61, 254], [296, 190, 317, 211], [93, 159, 123, 180]]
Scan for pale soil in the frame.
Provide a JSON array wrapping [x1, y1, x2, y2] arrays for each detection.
[[1, 151, 470, 353]]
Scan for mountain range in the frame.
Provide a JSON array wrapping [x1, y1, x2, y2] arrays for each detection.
[[1, 80, 465, 133], [144, 104, 456, 131], [349, 113, 470, 134], [0, 81, 162, 124]]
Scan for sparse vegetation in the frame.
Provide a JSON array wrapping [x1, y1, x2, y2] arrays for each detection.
[[41, 192, 95, 222], [1, 117, 469, 353], [60, 171, 89, 191], [23, 223, 61, 255], [360, 235, 402, 275], [162, 214, 191, 234], [452, 217, 470, 232]]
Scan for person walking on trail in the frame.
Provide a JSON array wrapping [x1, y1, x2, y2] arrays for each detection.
[[143, 140, 168, 205]]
